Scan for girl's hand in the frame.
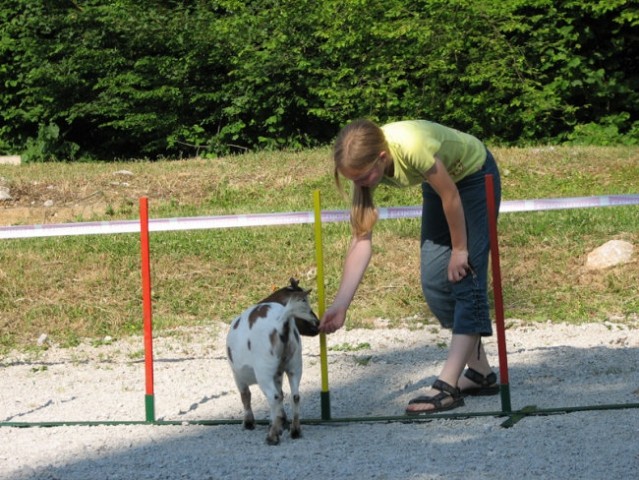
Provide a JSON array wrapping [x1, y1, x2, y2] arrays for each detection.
[[319, 304, 348, 334], [448, 249, 469, 282]]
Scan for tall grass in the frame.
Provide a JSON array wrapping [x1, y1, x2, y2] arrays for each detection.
[[1, 146, 638, 352]]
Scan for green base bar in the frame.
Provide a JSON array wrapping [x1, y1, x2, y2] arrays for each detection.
[[500, 405, 537, 428], [3, 402, 638, 429], [499, 383, 512, 413], [320, 391, 331, 420], [145, 394, 155, 422]]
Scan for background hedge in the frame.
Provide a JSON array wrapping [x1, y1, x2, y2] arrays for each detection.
[[1, 0, 638, 161]]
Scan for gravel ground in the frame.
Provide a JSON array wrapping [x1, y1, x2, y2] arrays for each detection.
[[1, 320, 638, 480]]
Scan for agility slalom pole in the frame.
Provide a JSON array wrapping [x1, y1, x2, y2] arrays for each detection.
[[485, 175, 512, 413], [313, 190, 331, 420], [139, 197, 156, 422]]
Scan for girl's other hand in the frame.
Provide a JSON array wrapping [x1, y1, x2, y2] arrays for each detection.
[[448, 249, 469, 282]]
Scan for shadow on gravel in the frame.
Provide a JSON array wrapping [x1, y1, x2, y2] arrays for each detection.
[[3, 337, 638, 480]]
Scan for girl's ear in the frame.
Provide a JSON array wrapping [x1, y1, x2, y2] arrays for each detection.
[[380, 151, 393, 175]]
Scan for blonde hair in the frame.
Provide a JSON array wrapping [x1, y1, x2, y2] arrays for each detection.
[[333, 119, 388, 238]]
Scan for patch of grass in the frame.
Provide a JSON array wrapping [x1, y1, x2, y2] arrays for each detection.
[[127, 349, 145, 361], [329, 342, 372, 352], [354, 356, 373, 366], [1, 145, 638, 352], [498, 206, 639, 323]]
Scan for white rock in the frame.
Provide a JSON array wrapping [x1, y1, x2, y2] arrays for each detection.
[[113, 170, 134, 176], [44, 199, 54, 207], [37, 333, 48, 346], [0, 155, 21, 165], [586, 240, 634, 270], [0, 186, 11, 200]]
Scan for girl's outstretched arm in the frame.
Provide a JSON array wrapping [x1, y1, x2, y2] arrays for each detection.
[[320, 233, 373, 333]]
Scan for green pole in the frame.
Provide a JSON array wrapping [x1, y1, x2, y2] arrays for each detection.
[[145, 394, 155, 422]]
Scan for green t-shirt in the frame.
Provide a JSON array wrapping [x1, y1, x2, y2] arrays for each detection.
[[380, 120, 486, 187]]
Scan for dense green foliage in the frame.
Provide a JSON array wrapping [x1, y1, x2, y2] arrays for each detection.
[[1, 0, 638, 160]]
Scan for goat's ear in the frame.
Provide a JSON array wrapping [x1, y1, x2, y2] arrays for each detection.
[[289, 277, 299, 288], [304, 288, 312, 295]]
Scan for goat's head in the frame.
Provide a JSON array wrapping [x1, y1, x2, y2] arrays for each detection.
[[261, 278, 320, 337]]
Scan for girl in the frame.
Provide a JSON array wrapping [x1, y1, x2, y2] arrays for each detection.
[[319, 119, 501, 414]]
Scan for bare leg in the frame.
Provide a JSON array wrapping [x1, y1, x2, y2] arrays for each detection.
[[438, 334, 481, 386], [458, 338, 495, 391], [405, 333, 481, 413]]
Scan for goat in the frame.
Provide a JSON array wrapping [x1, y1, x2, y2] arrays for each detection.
[[226, 278, 320, 445]]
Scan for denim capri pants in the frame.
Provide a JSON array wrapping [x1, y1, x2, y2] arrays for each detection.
[[420, 149, 501, 336]]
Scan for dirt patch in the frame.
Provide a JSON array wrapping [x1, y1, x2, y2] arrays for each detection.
[[1, 203, 112, 226], [0, 173, 135, 225]]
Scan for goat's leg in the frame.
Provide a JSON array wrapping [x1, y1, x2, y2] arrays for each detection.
[[239, 385, 255, 430], [266, 393, 285, 445], [274, 370, 288, 429], [257, 378, 285, 445], [287, 369, 303, 439]]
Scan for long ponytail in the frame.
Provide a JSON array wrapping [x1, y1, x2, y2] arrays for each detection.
[[333, 119, 387, 238]]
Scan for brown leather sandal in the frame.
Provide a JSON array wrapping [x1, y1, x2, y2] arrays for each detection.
[[405, 379, 465, 415], [460, 368, 500, 397]]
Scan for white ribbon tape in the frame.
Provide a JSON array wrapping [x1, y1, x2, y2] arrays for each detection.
[[1, 194, 638, 240]]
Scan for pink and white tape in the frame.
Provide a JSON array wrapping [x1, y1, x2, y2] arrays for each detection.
[[1, 194, 638, 240]]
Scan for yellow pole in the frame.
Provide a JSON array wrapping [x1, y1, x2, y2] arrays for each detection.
[[313, 190, 331, 420]]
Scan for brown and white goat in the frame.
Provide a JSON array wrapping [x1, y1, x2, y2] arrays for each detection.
[[226, 278, 320, 445]]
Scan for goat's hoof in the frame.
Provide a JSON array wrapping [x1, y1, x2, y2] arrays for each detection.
[[266, 434, 280, 446], [242, 420, 255, 430], [290, 428, 302, 439]]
